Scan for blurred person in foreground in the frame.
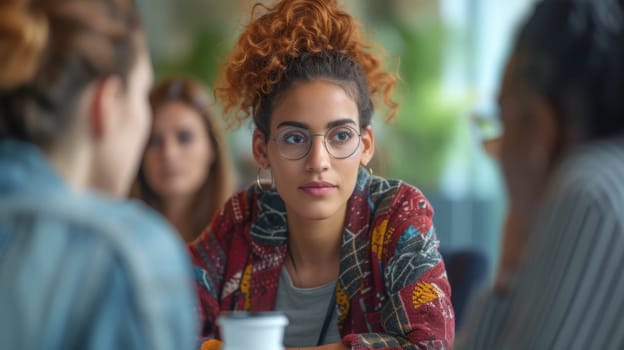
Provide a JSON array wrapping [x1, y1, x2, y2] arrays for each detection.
[[0, 1, 197, 349], [189, 0, 454, 348], [457, 0, 624, 348], [133, 77, 237, 242]]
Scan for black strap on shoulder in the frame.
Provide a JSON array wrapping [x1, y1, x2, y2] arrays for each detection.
[[316, 287, 337, 346]]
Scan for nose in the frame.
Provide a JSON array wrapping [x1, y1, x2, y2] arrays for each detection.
[[161, 136, 178, 162], [304, 135, 330, 172]]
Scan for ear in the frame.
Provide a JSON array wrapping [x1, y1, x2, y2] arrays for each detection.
[[252, 129, 270, 168], [532, 95, 560, 168], [359, 125, 375, 166], [89, 76, 123, 140]]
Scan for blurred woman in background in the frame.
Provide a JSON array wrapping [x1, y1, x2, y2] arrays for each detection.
[[134, 77, 237, 241]]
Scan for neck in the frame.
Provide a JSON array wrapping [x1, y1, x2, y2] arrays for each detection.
[[286, 210, 344, 288], [45, 141, 91, 193], [161, 194, 197, 241]]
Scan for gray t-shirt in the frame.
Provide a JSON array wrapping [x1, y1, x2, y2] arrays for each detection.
[[274, 266, 341, 347]]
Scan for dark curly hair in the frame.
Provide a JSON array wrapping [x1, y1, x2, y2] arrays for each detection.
[[511, 0, 624, 141], [215, 0, 398, 136]]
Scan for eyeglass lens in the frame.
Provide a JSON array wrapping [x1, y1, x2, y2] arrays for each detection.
[[274, 125, 361, 160]]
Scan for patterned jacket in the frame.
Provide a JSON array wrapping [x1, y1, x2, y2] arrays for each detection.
[[189, 168, 454, 349]]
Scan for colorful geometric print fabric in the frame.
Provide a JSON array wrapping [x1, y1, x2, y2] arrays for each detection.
[[189, 168, 454, 349]]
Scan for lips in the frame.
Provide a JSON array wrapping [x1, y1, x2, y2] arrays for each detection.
[[159, 168, 180, 179], [299, 181, 337, 197]]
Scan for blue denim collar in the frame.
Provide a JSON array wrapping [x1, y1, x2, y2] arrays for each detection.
[[0, 140, 66, 196]]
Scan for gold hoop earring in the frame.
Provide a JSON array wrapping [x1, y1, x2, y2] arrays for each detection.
[[360, 164, 373, 177], [256, 168, 273, 191]]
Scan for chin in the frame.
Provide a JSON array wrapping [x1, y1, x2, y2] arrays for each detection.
[[294, 203, 343, 221], [96, 181, 127, 199], [158, 186, 197, 200]]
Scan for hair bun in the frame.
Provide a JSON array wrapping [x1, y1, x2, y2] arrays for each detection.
[[217, 0, 398, 127], [0, 2, 49, 90]]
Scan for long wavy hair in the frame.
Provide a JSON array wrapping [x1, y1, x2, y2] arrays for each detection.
[[133, 77, 237, 240]]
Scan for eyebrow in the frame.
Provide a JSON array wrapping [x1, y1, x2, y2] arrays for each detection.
[[276, 118, 358, 129]]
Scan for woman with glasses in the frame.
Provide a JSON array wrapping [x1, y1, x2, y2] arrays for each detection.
[[189, 0, 454, 348], [133, 77, 237, 242]]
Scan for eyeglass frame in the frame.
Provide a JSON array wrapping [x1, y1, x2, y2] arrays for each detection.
[[270, 124, 363, 160]]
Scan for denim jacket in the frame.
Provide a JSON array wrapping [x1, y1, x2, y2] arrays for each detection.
[[0, 140, 198, 350]]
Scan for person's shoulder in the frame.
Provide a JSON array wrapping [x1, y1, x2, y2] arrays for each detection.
[[195, 184, 264, 246], [213, 184, 258, 225], [365, 176, 437, 258], [367, 175, 434, 222], [81, 193, 174, 237], [566, 136, 624, 169], [27, 190, 183, 259], [536, 136, 624, 232], [78, 195, 194, 288], [556, 137, 624, 197], [369, 175, 431, 206], [0, 189, 163, 235], [216, 183, 285, 223], [191, 184, 267, 263], [0, 190, 190, 281]]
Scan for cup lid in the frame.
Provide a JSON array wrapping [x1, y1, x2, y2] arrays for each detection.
[[217, 311, 289, 326]]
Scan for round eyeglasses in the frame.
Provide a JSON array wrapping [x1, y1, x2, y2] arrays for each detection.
[[271, 125, 362, 160]]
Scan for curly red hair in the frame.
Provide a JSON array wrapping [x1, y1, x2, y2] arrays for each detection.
[[215, 0, 398, 129]]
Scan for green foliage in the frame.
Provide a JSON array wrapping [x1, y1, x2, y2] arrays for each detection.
[[148, 0, 471, 190], [152, 28, 232, 87], [388, 81, 467, 189], [371, 10, 471, 189]]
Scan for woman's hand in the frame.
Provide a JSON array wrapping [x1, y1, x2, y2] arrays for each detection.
[[495, 206, 532, 293], [200, 339, 223, 350]]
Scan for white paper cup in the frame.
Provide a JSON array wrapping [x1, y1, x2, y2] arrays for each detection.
[[217, 311, 289, 350]]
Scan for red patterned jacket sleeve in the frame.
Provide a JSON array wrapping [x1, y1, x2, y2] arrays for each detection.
[[344, 184, 455, 349], [187, 189, 251, 339]]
